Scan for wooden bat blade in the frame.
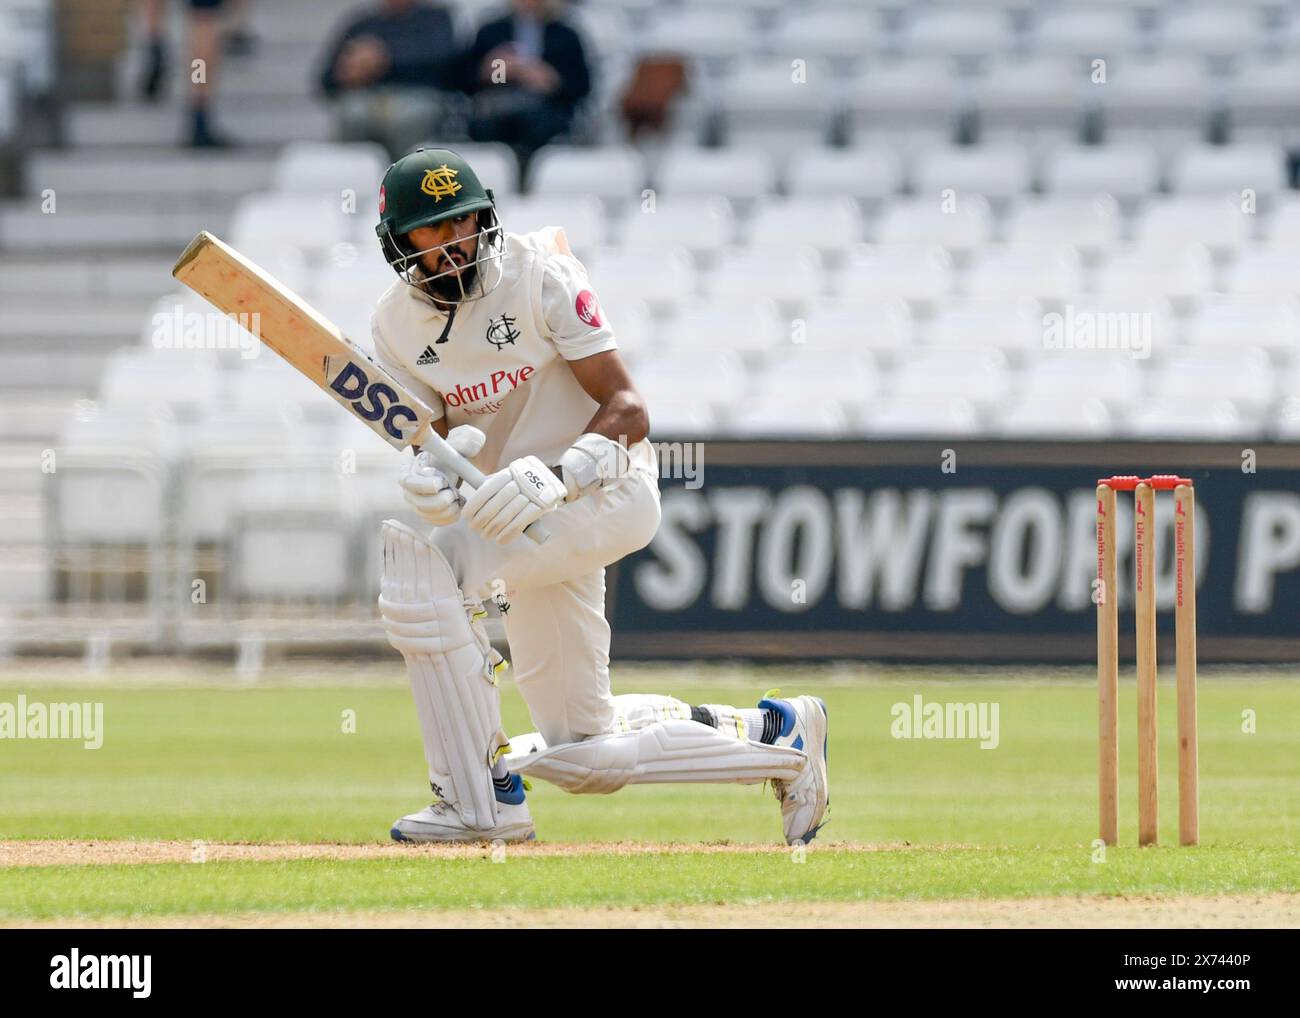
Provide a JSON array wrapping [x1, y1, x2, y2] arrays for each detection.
[[172, 230, 435, 451]]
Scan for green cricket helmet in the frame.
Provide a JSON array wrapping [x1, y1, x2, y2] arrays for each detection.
[[375, 147, 505, 304]]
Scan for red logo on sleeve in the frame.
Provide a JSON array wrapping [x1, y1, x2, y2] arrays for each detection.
[[575, 289, 602, 328]]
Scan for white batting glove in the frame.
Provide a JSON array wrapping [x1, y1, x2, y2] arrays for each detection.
[[399, 424, 486, 527], [462, 455, 567, 545]]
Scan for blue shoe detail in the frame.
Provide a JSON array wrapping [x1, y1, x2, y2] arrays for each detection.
[[390, 827, 408, 842], [757, 697, 797, 739], [494, 772, 526, 806], [815, 697, 829, 763]]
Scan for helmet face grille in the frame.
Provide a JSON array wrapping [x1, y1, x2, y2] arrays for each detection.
[[380, 210, 506, 306]]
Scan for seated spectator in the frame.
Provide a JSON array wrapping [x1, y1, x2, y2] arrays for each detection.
[[459, 0, 592, 175], [317, 0, 460, 158]]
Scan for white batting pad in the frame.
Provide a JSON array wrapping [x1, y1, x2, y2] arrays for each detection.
[[379, 519, 510, 829], [503, 715, 807, 794]]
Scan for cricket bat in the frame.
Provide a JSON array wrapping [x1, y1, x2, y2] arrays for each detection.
[[172, 230, 548, 543]]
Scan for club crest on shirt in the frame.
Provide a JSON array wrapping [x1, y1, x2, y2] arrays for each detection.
[[485, 314, 520, 350]]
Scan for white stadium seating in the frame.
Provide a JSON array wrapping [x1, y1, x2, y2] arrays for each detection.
[[911, 145, 1034, 203], [783, 146, 904, 203], [872, 196, 995, 253], [1039, 144, 1162, 201], [837, 245, 955, 307], [528, 145, 644, 204], [9, 0, 1300, 633]]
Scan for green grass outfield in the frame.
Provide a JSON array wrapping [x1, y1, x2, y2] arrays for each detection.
[[1, 664, 1297, 923]]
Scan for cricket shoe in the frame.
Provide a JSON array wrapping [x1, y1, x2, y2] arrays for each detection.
[[390, 775, 536, 843], [759, 692, 830, 845]]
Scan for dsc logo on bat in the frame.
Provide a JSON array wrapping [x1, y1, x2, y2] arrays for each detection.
[[327, 359, 419, 441]]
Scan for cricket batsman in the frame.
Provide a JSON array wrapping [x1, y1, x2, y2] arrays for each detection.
[[370, 147, 829, 844]]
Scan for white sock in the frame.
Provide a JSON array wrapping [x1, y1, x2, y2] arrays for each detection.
[[698, 704, 774, 742]]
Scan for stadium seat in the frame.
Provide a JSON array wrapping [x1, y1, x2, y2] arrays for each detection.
[[750, 349, 879, 405], [228, 193, 348, 262], [1274, 397, 1300, 439], [855, 396, 981, 437], [1181, 297, 1300, 355], [1132, 195, 1255, 253], [898, 9, 1015, 61], [715, 58, 838, 150], [925, 299, 1044, 354], [527, 145, 645, 204], [637, 9, 758, 67], [1092, 245, 1214, 305], [584, 246, 697, 316], [1039, 144, 1161, 201], [98, 349, 222, 421], [634, 349, 748, 408], [494, 194, 607, 255], [653, 147, 778, 202], [1094, 57, 1214, 141], [599, 297, 655, 357], [890, 348, 1013, 407], [1018, 350, 1143, 406], [872, 195, 994, 253], [1224, 250, 1300, 297], [1262, 196, 1300, 248], [1001, 195, 1123, 254], [659, 298, 784, 357], [706, 247, 825, 309], [1125, 396, 1250, 438], [845, 59, 963, 148], [971, 57, 1088, 144], [645, 399, 717, 438], [789, 298, 913, 356], [837, 244, 954, 307], [783, 145, 904, 204], [1167, 144, 1287, 199], [911, 145, 1034, 202], [312, 251, 399, 333], [992, 395, 1114, 437], [271, 141, 389, 211], [766, 7, 882, 68], [1223, 60, 1300, 142], [618, 195, 737, 258], [963, 246, 1084, 304], [1151, 347, 1276, 416], [228, 359, 339, 422], [744, 197, 864, 259], [1159, 7, 1262, 59], [1031, 9, 1141, 59], [720, 397, 851, 437]]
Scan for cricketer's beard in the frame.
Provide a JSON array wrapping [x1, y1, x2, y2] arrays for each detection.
[[423, 257, 480, 302]]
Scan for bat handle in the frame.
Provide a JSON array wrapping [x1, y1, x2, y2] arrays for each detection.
[[419, 432, 551, 545]]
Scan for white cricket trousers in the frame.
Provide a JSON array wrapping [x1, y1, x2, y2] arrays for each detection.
[[429, 441, 661, 747]]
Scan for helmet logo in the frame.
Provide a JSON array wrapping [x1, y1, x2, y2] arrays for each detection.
[[378, 184, 386, 213], [420, 164, 463, 201]]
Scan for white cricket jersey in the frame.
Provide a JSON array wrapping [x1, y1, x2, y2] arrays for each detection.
[[370, 227, 650, 475]]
